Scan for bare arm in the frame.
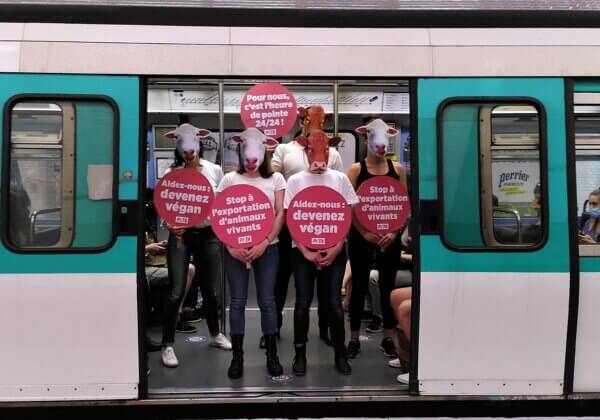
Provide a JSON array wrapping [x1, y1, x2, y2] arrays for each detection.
[[347, 163, 379, 242], [393, 161, 408, 190]]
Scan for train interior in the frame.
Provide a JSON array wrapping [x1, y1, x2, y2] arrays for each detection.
[[140, 78, 600, 398], [143, 79, 412, 398]]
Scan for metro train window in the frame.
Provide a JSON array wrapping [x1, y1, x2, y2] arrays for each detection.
[[439, 101, 544, 249], [6, 100, 116, 250], [574, 107, 600, 253]]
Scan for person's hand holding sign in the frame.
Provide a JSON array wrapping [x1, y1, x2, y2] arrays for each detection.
[[316, 241, 344, 268], [377, 230, 399, 252], [226, 246, 250, 264], [246, 238, 270, 262], [166, 224, 186, 239]]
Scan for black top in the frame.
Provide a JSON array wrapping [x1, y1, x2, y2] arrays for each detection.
[[356, 158, 399, 189]]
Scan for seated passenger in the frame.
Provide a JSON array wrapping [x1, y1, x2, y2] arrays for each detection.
[[522, 182, 542, 244], [144, 192, 196, 348], [366, 221, 413, 333], [580, 188, 600, 244], [389, 223, 413, 385], [390, 286, 411, 385]]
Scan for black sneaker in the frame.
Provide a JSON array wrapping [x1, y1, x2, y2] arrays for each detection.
[[176, 320, 197, 333], [346, 339, 361, 359], [181, 307, 203, 323], [365, 317, 383, 333], [380, 337, 397, 358]]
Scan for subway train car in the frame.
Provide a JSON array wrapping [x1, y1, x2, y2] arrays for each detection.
[[2, 0, 600, 413]]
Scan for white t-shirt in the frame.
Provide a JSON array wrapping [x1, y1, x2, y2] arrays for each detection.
[[284, 169, 358, 247], [272, 141, 344, 180], [217, 171, 286, 244], [164, 159, 223, 229]]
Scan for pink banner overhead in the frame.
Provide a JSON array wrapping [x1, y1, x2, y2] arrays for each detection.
[[240, 83, 297, 138]]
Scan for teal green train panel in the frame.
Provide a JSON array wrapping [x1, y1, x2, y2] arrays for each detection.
[[73, 102, 114, 248], [0, 74, 139, 274], [418, 78, 568, 273]]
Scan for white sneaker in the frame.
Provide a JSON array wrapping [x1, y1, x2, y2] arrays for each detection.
[[388, 358, 401, 368], [161, 346, 179, 368], [396, 373, 409, 384], [209, 333, 232, 350]]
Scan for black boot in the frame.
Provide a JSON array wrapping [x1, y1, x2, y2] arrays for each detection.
[[292, 345, 307, 376], [265, 335, 283, 376], [334, 345, 352, 375], [228, 335, 244, 379]]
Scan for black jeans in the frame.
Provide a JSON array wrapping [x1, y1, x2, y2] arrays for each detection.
[[348, 228, 401, 331], [275, 225, 328, 333], [162, 228, 221, 345], [291, 247, 347, 348]]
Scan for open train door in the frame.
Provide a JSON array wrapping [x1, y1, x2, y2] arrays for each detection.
[[414, 78, 571, 395], [0, 75, 142, 401]]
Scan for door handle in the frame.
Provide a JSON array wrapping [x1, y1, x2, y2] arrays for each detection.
[[420, 200, 440, 235]]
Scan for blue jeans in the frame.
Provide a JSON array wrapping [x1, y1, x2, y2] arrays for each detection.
[[225, 244, 279, 336]]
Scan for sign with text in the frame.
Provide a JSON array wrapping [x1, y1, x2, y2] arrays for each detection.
[[240, 83, 297, 138], [354, 176, 410, 234], [153, 168, 213, 228], [286, 186, 351, 250], [211, 184, 274, 248]]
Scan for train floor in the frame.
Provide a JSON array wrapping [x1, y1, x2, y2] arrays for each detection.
[[147, 308, 407, 397]]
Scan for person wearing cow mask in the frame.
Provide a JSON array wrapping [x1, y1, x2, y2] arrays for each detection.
[[216, 127, 286, 379], [270, 106, 344, 349], [160, 123, 232, 368], [345, 118, 408, 361], [284, 129, 358, 376]]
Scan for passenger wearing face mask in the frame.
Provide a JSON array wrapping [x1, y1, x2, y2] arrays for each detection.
[[522, 182, 543, 245], [580, 189, 600, 244], [217, 128, 286, 379]]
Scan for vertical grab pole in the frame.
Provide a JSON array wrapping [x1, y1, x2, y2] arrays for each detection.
[[333, 81, 339, 137], [218, 80, 227, 334]]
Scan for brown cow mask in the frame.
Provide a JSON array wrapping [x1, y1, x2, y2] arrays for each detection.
[[296, 129, 335, 174]]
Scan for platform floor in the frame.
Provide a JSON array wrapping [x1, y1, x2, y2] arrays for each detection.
[[147, 308, 406, 397]]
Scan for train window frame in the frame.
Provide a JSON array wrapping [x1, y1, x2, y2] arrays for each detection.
[[436, 97, 549, 252], [2, 94, 121, 254], [574, 107, 600, 256]]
